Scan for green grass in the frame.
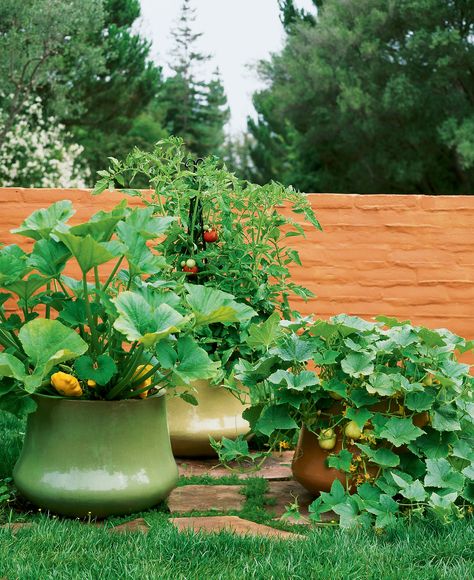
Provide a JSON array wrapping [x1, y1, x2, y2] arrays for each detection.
[[1, 411, 474, 580]]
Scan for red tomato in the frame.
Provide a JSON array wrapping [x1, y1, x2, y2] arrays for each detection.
[[203, 229, 218, 243], [183, 265, 198, 275]]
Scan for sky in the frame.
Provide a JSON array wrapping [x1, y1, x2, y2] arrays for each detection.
[[138, 0, 316, 135]]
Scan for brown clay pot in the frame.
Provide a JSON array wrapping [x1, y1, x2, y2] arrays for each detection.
[[291, 427, 378, 495]]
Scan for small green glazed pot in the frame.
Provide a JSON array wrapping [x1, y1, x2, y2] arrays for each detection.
[[13, 393, 178, 518]]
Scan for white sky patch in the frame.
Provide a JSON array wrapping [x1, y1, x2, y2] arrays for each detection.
[[138, 0, 316, 135]]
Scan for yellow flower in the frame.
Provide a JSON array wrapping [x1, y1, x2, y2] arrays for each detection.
[[51, 372, 82, 397], [132, 364, 154, 399], [364, 473, 371, 480], [349, 464, 357, 473], [87, 379, 96, 388], [279, 441, 291, 450]]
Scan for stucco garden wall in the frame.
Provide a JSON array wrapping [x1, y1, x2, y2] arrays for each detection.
[[1, 188, 473, 340]]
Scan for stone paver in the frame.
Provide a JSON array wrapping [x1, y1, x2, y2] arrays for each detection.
[[109, 517, 150, 534], [176, 451, 293, 480], [170, 515, 303, 539], [265, 480, 314, 517], [168, 485, 244, 513], [266, 480, 338, 524]]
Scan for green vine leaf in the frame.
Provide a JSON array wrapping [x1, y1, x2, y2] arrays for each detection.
[[74, 355, 117, 386], [424, 458, 465, 491], [379, 417, 425, 447]]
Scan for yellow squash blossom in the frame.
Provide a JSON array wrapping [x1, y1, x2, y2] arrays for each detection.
[[51, 372, 83, 397], [132, 364, 154, 399]]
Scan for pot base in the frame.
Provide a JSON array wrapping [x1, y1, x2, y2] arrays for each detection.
[[167, 381, 249, 457], [13, 394, 178, 518]]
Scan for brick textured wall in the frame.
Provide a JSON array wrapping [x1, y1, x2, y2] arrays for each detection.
[[1, 188, 474, 341]]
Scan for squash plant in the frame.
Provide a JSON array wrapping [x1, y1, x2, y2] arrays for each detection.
[[0, 200, 255, 416], [92, 137, 321, 380], [226, 313, 474, 527]]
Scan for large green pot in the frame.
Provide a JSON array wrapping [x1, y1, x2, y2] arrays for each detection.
[[167, 380, 249, 457], [13, 393, 178, 518]]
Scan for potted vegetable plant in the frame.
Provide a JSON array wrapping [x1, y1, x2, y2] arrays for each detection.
[[92, 137, 321, 455], [0, 200, 252, 517], [226, 313, 474, 527]]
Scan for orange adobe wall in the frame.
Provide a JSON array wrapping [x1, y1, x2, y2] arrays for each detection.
[[1, 188, 474, 341]]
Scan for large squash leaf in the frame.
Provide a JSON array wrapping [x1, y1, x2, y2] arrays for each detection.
[[69, 201, 129, 241], [171, 336, 220, 384], [0, 245, 29, 285], [55, 230, 116, 274], [12, 200, 75, 240], [28, 239, 70, 277], [113, 292, 187, 347], [184, 284, 256, 326], [18, 319, 88, 392]]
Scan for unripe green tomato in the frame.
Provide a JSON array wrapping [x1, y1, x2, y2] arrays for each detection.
[[186, 258, 196, 268], [180, 260, 186, 267], [318, 428, 336, 450], [344, 420, 362, 440], [329, 391, 343, 400]]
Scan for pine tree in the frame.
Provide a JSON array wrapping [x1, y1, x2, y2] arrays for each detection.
[[162, 0, 229, 157]]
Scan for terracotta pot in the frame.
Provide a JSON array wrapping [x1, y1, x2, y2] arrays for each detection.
[[167, 380, 249, 457], [13, 393, 178, 518], [291, 427, 378, 495]]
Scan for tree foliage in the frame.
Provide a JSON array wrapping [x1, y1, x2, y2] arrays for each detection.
[[250, 0, 474, 194]]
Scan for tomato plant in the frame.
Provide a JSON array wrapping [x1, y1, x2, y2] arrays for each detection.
[[92, 137, 321, 381]]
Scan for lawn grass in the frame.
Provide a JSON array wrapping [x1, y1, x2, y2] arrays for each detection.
[[1, 411, 474, 580]]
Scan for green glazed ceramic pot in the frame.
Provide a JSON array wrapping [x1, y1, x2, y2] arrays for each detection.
[[167, 379, 249, 457], [13, 393, 178, 518]]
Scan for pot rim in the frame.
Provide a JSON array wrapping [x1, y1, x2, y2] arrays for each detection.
[[32, 389, 167, 404]]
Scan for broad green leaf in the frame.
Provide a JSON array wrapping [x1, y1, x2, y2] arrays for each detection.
[[424, 458, 465, 491], [356, 444, 400, 468], [255, 404, 298, 436], [313, 349, 340, 365], [332, 497, 361, 529], [410, 429, 454, 459], [116, 222, 167, 274], [365, 494, 398, 528], [367, 373, 398, 396], [462, 463, 474, 481], [429, 491, 459, 510], [345, 407, 374, 428], [0, 389, 37, 417], [69, 201, 129, 241], [74, 355, 117, 386], [119, 207, 175, 239], [28, 239, 70, 277], [431, 405, 461, 431], [113, 292, 187, 347], [391, 473, 426, 502], [55, 231, 115, 273], [12, 200, 74, 240], [18, 319, 88, 391], [172, 336, 219, 384], [327, 449, 353, 472], [405, 389, 436, 412], [0, 353, 27, 381], [452, 439, 474, 463], [58, 300, 89, 327], [380, 417, 425, 447], [332, 314, 376, 335], [320, 478, 347, 508], [376, 315, 410, 328], [267, 369, 319, 391], [185, 284, 255, 326], [350, 388, 379, 408], [245, 312, 283, 350], [6, 274, 48, 302], [270, 333, 314, 362], [341, 352, 374, 377], [418, 327, 446, 347], [0, 245, 29, 285]]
